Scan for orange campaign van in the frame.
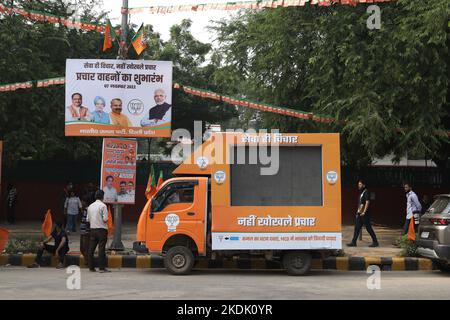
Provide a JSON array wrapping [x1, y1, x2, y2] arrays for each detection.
[[137, 132, 341, 275]]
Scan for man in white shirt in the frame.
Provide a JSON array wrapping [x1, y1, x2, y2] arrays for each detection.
[[102, 175, 118, 203], [86, 190, 110, 273], [403, 182, 422, 235]]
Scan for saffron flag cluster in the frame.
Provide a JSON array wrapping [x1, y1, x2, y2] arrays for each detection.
[[137, 167, 164, 242], [128, 0, 393, 14]]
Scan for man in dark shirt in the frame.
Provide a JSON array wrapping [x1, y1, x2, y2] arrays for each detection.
[[140, 89, 171, 127], [28, 222, 70, 268], [79, 200, 91, 266], [347, 180, 379, 247]]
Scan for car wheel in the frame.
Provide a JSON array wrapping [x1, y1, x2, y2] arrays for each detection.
[[437, 262, 450, 273], [164, 246, 195, 275], [283, 251, 312, 276]]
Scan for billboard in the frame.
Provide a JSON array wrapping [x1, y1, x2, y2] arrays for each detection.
[[65, 59, 172, 137], [100, 138, 138, 204]]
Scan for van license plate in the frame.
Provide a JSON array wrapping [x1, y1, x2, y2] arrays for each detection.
[[421, 232, 429, 239]]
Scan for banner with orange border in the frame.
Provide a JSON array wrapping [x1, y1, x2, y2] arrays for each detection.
[[100, 138, 138, 205], [65, 59, 173, 138]]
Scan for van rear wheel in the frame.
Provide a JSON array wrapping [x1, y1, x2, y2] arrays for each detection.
[[164, 246, 195, 275], [283, 251, 312, 276]]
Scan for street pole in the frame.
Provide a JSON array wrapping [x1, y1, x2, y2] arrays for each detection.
[[109, 0, 128, 251], [118, 0, 129, 60]]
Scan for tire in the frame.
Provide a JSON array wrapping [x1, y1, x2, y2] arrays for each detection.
[[437, 262, 450, 273], [164, 246, 195, 275], [283, 251, 312, 276]]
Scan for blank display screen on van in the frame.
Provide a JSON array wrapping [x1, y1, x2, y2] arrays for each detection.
[[230, 146, 323, 206]]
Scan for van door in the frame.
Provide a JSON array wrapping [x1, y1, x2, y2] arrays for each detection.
[[147, 178, 208, 255]]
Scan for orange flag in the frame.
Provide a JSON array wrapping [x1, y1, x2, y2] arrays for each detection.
[[136, 198, 151, 242], [145, 165, 157, 200], [41, 209, 53, 237], [131, 23, 148, 56], [107, 206, 114, 236], [103, 19, 116, 52], [0, 227, 10, 253], [407, 218, 416, 241]]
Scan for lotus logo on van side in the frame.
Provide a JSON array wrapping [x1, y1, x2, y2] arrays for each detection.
[[214, 170, 226, 184], [326, 171, 338, 185], [165, 213, 180, 232]]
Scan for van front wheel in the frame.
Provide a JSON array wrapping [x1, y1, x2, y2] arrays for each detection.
[[164, 246, 195, 275], [283, 251, 312, 276]]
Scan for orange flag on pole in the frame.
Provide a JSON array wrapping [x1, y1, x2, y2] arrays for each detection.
[[407, 218, 416, 241], [103, 19, 116, 52], [131, 23, 148, 56], [0, 227, 9, 253], [145, 165, 157, 200], [41, 209, 53, 237], [107, 206, 114, 236]]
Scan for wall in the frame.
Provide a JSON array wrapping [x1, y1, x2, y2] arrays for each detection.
[[1, 161, 449, 227]]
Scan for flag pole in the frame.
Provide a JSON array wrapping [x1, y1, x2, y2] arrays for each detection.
[[118, 0, 129, 60], [109, 0, 129, 251]]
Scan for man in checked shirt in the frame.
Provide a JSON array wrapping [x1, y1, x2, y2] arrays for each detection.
[[403, 182, 422, 235]]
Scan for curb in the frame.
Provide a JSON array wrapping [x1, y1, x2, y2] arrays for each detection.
[[0, 254, 438, 271]]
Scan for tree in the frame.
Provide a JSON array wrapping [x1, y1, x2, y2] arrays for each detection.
[[212, 1, 450, 167], [0, 2, 237, 163]]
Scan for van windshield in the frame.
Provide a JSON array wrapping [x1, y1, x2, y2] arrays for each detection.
[[428, 197, 450, 214]]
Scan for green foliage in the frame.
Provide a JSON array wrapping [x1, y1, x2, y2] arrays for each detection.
[[397, 234, 418, 257], [5, 235, 45, 254], [213, 1, 450, 168], [0, 0, 112, 165], [0, 2, 237, 163]]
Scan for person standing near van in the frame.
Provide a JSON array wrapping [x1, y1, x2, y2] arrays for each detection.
[[87, 190, 110, 273], [5, 184, 18, 224], [347, 180, 379, 247], [403, 183, 422, 235], [64, 190, 82, 233], [79, 200, 90, 266]]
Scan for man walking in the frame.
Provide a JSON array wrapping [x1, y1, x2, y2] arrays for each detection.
[[347, 180, 379, 247], [403, 182, 422, 235], [79, 200, 90, 266], [86, 190, 110, 273], [5, 184, 18, 224]]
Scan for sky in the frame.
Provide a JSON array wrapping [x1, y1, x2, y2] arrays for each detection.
[[102, 0, 239, 43]]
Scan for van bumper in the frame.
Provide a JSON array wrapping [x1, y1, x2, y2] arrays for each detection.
[[417, 239, 450, 262]]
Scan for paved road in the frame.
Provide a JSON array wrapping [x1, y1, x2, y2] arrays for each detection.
[[0, 267, 449, 300]]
